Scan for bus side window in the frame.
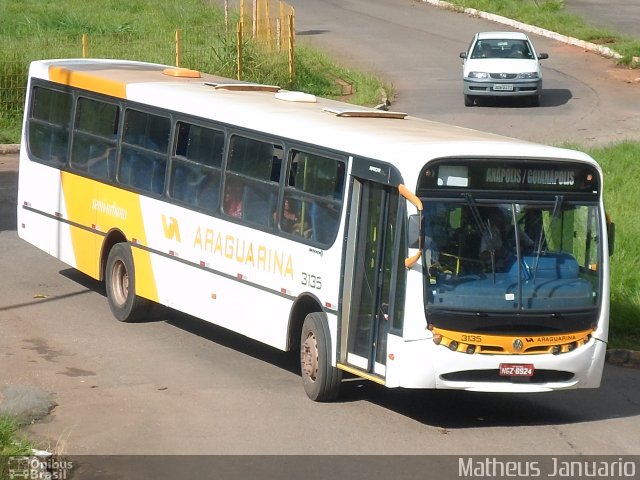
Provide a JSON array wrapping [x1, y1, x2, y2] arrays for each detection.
[[119, 109, 170, 195], [224, 135, 282, 227], [27, 86, 72, 168], [281, 150, 345, 245], [170, 121, 224, 210], [70, 97, 119, 179]]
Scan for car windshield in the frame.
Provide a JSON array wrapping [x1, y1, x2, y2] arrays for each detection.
[[471, 39, 533, 60], [422, 199, 601, 313]]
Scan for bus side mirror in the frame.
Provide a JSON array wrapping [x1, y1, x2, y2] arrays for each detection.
[[608, 221, 615, 256], [399, 184, 423, 268], [408, 215, 420, 249]]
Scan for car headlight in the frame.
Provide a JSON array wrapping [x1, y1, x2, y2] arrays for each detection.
[[516, 72, 539, 79], [467, 71, 489, 79]]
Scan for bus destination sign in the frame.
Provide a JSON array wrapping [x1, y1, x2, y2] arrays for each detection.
[[485, 167, 575, 187], [418, 159, 600, 194]]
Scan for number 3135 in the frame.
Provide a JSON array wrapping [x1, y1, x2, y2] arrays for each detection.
[[301, 273, 322, 289]]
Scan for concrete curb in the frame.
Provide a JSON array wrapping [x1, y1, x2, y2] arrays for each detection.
[[422, 0, 623, 60], [0, 144, 20, 154], [606, 349, 640, 369]]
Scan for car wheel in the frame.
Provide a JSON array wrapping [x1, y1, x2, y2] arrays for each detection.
[[464, 94, 475, 107], [530, 95, 540, 107]]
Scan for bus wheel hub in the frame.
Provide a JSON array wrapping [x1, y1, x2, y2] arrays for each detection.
[[302, 333, 318, 382]]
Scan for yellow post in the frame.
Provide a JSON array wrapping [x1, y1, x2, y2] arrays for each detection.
[[252, 0, 257, 39], [265, 0, 272, 51], [82, 33, 88, 58], [237, 20, 243, 80], [224, 0, 229, 32], [279, 1, 285, 51], [288, 13, 294, 82], [175, 30, 182, 67]]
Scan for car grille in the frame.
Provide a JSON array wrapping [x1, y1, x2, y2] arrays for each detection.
[[489, 73, 518, 79]]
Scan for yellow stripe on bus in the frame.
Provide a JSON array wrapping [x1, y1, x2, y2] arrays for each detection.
[[60, 172, 159, 303], [337, 363, 386, 385], [49, 66, 127, 99]]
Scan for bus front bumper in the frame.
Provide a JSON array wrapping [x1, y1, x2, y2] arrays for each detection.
[[387, 336, 606, 393]]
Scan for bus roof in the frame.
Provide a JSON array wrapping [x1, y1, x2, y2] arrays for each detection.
[[30, 58, 597, 181]]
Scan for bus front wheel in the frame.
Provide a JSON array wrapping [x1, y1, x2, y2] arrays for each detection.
[[300, 313, 341, 402], [105, 243, 151, 322]]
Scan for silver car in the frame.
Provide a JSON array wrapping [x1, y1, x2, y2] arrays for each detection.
[[460, 31, 549, 107]]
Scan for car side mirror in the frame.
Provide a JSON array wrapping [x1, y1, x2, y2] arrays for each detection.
[[459, 52, 467, 59], [537, 53, 549, 60]]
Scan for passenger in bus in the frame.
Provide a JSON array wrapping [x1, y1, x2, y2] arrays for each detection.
[[278, 198, 311, 236], [479, 208, 534, 269], [223, 179, 243, 218]]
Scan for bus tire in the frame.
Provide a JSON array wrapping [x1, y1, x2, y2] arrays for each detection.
[[300, 312, 341, 402], [105, 243, 151, 322]]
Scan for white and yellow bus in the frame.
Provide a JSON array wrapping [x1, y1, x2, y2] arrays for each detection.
[[18, 59, 613, 401]]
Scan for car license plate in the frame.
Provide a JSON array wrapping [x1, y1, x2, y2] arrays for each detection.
[[499, 363, 534, 377], [493, 84, 514, 91]]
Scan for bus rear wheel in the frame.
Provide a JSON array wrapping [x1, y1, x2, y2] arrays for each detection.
[[300, 313, 341, 402], [105, 243, 151, 322]]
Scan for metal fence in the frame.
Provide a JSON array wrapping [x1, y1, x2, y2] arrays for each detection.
[[0, 0, 295, 138]]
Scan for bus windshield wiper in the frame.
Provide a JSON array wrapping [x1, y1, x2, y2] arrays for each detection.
[[510, 204, 523, 310], [463, 193, 496, 283], [532, 195, 563, 281]]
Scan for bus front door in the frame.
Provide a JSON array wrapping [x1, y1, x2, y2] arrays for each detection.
[[340, 179, 400, 382]]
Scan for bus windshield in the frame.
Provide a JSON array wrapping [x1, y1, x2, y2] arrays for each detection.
[[422, 198, 601, 314]]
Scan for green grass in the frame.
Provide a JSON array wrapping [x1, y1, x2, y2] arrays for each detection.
[[0, 415, 33, 455], [0, 420, 34, 478], [0, 415, 34, 478], [586, 142, 640, 349], [0, 0, 390, 144], [445, 0, 640, 65]]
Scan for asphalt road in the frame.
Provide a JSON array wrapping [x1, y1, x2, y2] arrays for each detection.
[[1, 1, 640, 476], [287, 0, 640, 146], [1, 209, 639, 456]]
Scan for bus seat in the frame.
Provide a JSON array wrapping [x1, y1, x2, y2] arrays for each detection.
[[243, 186, 275, 227], [150, 159, 166, 195], [196, 174, 220, 210], [88, 146, 116, 179], [310, 202, 338, 244], [516, 253, 580, 280], [129, 155, 152, 191], [172, 165, 196, 204]]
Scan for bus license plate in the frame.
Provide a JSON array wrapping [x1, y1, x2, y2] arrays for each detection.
[[499, 363, 534, 377], [493, 84, 514, 91]]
